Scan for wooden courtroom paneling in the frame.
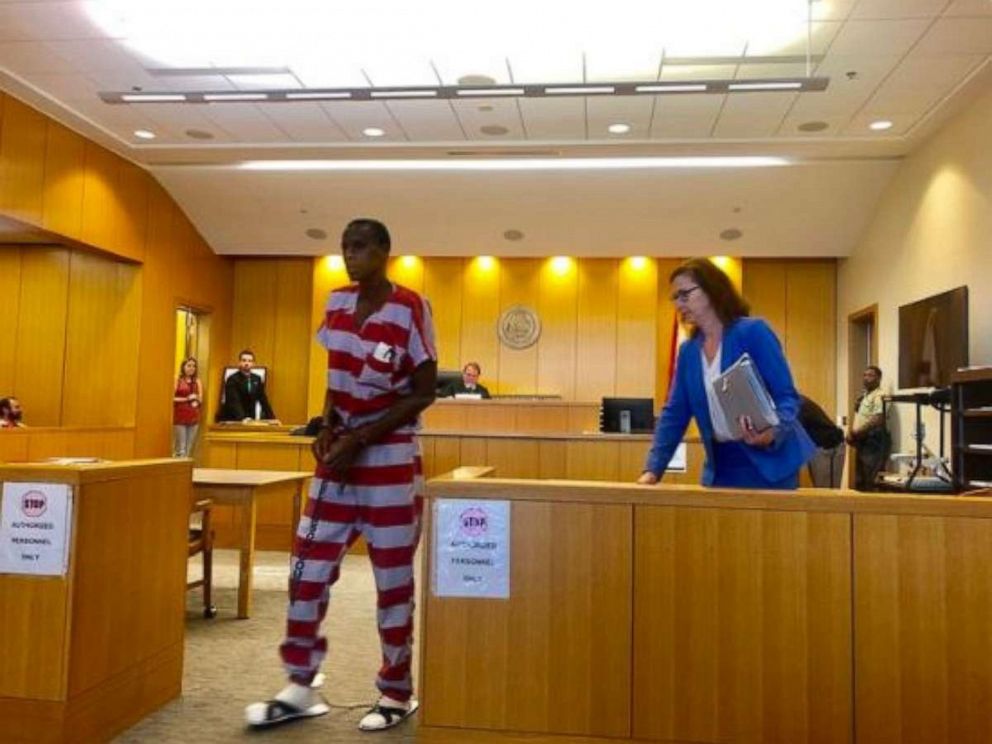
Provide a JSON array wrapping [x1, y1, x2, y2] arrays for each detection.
[[41, 122, 86, 239], [634, 506, 852, 744], [459, 257, 501, 393], [744, 259, 836, 415], [0, 574, 68, 700], [67, 468, 189, 697], [537, 258, 578, 399], [0, 246, 22, 393], [232, 258, 311, 423], [0, 91, 233, 454], [62, 251, 142, 426], [497, 258, 541, 395], [308, 256, 350, 418], [853, 514, 992, 744], [0, 95, 47, 224], [575, 259, 618, 401], [615, 257, 658, 398], [484, 437, 540, 479], [15, 247, 70, 426], [422, 501, 632, 737], [422, 257, 464, 373], [567, 439, 621, 481]]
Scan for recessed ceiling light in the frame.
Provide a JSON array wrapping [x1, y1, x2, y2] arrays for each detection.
[[720, 228, 743, 241], [185, 128, 215, 140], [608, 123, 631, 134], [798, 120, 829, 132], [362, 127, 385, 137], [133, 129, 156, 139], [503, 229, 524, 241], [869, 119, 893, 131], [480, 124, 509, 136], [305, 228, 328, 240]]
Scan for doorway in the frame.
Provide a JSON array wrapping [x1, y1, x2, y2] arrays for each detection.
[[175, 305, 212, 455], [847, 304, 878, 486]]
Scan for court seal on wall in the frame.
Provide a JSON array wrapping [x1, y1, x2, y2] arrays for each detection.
[[498, 305, 541, 350]]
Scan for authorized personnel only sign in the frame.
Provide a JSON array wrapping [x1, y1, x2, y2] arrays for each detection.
[[0, 482, 73, 576], [433, 499, 510, 599]]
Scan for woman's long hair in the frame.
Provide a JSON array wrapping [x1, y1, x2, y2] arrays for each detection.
[[670, 259, 750, 335], [179, 357, 199, 381]]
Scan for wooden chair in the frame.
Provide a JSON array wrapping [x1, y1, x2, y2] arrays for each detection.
[[188, 497, 217, 618]]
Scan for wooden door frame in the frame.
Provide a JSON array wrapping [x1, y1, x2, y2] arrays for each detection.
[[847, 304, 878, 487]]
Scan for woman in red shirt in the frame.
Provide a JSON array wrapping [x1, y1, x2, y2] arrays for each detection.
[[173, 357, 203, 457]]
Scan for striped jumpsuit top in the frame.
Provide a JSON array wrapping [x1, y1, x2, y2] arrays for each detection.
[[279, 282, 437, 703]]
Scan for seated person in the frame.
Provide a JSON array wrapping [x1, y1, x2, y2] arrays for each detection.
[[216, 349, 278, 422], [0, 397, 24, 428], [439, 362, 491, 399]]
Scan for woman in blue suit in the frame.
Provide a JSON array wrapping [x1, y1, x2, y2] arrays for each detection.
[[638, 259, 815, 489]]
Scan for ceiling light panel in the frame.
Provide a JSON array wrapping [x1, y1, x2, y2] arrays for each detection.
[[745, 20, 841, 57], [850, 0, 948, 20], [827, 19, 930, 57], [431, 54, 513, 86], [517, 97, 585, 140], [200, 102, 286, 141], [587, 96, 654, 138], [257, 102, 349, 142], [382, 100, 466, 141], [713, 91, 798, 138], [237, 156, 790, 171], [450, 97, 525, 140], [319, 100, 405, 142]]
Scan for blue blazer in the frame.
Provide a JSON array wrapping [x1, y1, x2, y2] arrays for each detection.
[[645, 317, 816, 486]]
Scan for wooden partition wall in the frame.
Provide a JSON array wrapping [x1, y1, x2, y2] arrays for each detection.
[[0, 91, 234, 457], [232, 255, 837, 424]]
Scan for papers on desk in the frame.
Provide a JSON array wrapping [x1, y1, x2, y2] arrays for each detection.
[[713, 354, 779, 439], [453, 393, 483, 400], [43, 457, 102, 465]]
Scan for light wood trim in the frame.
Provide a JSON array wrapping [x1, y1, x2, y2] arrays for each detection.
[[427, 478, 992, 518], [634, 506, 852, 743], [854, 514, 992, 744], [422, 500, 632, 736]]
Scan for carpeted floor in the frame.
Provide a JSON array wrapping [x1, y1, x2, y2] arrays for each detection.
[[115, 550, 420, 743]]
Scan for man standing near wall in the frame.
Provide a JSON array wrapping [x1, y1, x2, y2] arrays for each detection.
[[246, 218, 437, 732], [847, 365, 889, 491]]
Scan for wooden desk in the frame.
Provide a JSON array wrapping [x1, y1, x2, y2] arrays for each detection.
[[422, 476, 992, 743], [0, 459, 190, 743], [192, 468, 311, 619]]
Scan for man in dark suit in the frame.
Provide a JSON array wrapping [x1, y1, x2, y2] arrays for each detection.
[[217, 349, 277, 422], [439, 362, 491, 399]]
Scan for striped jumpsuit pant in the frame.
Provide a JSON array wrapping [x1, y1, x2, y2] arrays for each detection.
[[279, 432, 423, 702]]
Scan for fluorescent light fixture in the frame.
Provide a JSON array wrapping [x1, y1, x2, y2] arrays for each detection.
[[239, 156, 789, 171], [546, 85, 615, 95], [362, 127, 385, 137], [120, 93, 186, 102], [203, 92, 269, 101], [370, 89, 437, 98], [456, 88, 526, 97], [869, 119, 893, 131], [727, 81, 803, 91], [285, 91, 352, 100], [635, 83, 708, 93], [133, 129, 156, 139], [608, 123, 631, 134]]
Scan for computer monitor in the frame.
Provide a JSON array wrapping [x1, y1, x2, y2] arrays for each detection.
[[436, 369, 463, 395], [600, 397, 655, 433]]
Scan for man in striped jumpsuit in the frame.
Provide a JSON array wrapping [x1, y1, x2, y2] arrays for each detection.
[[247, 218, 437, 732]]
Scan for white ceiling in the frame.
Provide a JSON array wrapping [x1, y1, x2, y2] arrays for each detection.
[[0, 0, 990, 257]]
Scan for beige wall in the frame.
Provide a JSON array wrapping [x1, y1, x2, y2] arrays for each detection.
[[837, 85, 992, 443]]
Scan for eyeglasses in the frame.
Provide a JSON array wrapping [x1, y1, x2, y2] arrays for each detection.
[[669, 285, 701, 303]]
